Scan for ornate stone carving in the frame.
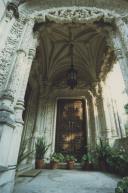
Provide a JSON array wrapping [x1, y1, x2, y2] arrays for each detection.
[[0, 14, 28, 92], [34, 7, 115, 24], [19, 0, 128, 15], [7, 0, 21, 18]]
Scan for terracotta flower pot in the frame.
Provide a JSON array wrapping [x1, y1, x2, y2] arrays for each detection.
[[35, 159, 44, 169], [67, 161, 75, 170], [83, 162, 93, 171], [50, 161, 59, 169]]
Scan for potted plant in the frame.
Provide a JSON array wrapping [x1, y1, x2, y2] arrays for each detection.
[[65, 155, 77, 170], [50, 153, 64, 169], [81, 152, 94, 170], [35, 137, 50, 169]]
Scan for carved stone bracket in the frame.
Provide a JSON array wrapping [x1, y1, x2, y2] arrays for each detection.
[[7, 0, 21, 18]]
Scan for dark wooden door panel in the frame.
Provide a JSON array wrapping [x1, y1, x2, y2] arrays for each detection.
[[55, 99, 86, 160]]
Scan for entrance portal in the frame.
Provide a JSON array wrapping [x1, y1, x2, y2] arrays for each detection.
[[55, 99, 86, 160]]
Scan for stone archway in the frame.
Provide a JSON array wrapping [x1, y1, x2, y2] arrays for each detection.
[[0, 5, 128, 193]]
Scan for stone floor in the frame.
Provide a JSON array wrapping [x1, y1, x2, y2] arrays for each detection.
[[13, 169, 120, 193]]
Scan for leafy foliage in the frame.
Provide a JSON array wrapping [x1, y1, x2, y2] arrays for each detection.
[[50, 153, 64, 162], [81, 152, 94, 164], [96, 138, 111, 161], [35, 137, 51, 159], [115, 177, 128, 193]]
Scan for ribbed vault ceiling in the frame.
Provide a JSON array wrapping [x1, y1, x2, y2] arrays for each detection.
[[36, 23, 114, 88]]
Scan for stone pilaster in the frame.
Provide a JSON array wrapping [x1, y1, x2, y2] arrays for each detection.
[[110, 30, 128, 95]]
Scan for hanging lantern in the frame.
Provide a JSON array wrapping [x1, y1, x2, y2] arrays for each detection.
[[67, 43, 77, 89], [67, 65, 77, 89]]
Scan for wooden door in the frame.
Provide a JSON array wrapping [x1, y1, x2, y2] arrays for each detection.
[[55, 99, 86, 161]]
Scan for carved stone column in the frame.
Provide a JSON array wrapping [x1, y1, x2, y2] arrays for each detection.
[[93, 84, 107, 139]]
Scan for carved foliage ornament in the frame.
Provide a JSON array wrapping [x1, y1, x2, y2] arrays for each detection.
[[34, 7, 116, 24]]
